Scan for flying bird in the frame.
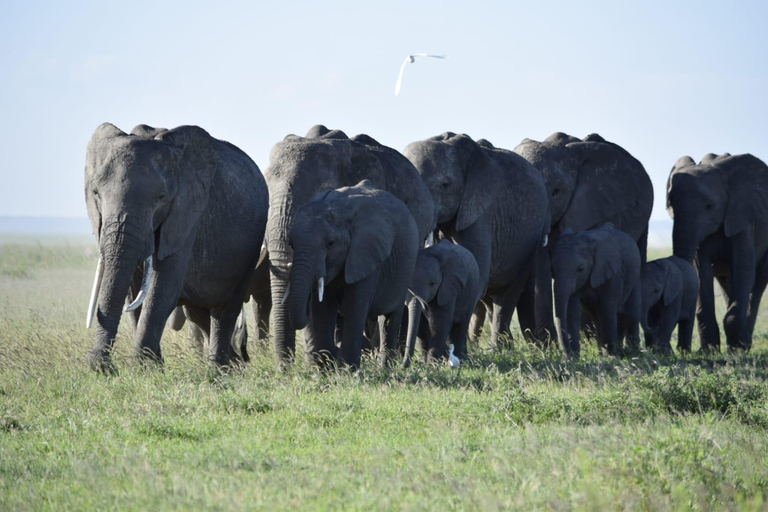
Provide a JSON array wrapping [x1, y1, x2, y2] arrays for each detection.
[[394, 54, 447, 96]]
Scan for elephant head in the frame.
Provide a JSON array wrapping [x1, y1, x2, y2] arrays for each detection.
[[404, 133, 497, 231], [552, 225, 621, 356], [285, 181, 398, 331], [84, 123, 215, 369], [667, 153, 768, 261], [513, 133, 580, 225], [639, 259, 683, 336], [403, 240, 469, 365]]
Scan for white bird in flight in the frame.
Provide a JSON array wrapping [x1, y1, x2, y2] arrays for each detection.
[[394, 54, 447, 96]]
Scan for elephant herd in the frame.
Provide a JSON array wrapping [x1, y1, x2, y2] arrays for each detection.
[[82, 123, 768, 373]]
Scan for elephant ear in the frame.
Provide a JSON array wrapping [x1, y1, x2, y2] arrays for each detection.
[[437, 244, 469, 306], [345, 197, 396, 284], [85, 123, 127, 242], [590, 233, 621, 288], [662, 261, 683, 306], [560, 141, 649, 233], [723, 155, 768, 237], [451, 135, 497, 232], [155, 126, 217, 260]]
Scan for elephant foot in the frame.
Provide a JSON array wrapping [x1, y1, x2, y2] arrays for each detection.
[[650, 344, 673, 357], [698, 344, 721, 355], [135, 347, 165, 369], [87, 350, 117, 375]]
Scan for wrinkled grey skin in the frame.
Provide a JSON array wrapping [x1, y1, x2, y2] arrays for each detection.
[[514, 132, 653, 344], [552, 224, 641, 359], [287, 181, 420, 369], [84, 123, 268, 372], [265, 125, 435, 367], [404, 134, 548, 349], [640, 256, 698, 354], [403, 240, 482, 366], [667, 153, 768, 351]]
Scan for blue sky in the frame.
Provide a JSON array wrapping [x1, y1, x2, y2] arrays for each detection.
[[2, 0, 766, 220]]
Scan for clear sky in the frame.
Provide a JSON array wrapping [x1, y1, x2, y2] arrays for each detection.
[[2, 0, 766, 220]]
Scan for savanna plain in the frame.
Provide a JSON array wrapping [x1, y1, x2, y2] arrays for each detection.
[[1, 240, 768, 510]]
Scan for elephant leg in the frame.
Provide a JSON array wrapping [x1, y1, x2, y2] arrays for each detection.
[[677, 317, 694, 353], [653, 305, 679, 355], [378, 306, 404, 367], [234, 309, 249, 362], [747, 281, 768, 342], [183, 305, 210, 357], [427, 302, 457, 363], [209, 301, 243, 366], [695, 251, 721, 352], [339, 283, 375, 370], [518, 247, 555, 347], [489, 286, 523, 350], [167, 306, 186, 331], [517, 271, 537, 344], [304, 299, 339, 368], [468, 300, 488, 347], [622, 286, 641, 354], [363, 317, 378, 353], [450, 316, 472, 361], [596, 300, 620, 356], [566, 294, 582, 358], [134, 253, 189, 362], [723, 229, 756, 351]]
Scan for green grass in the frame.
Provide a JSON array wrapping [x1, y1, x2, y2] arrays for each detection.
[[2, 241, 768, 510]]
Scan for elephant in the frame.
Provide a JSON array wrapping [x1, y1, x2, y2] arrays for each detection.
[[514, 132, 653, 344], [403, 240, 482, 367], [84, 123, 268, 372], [640, 256, 698, 354], [285, 180, 420, 369], [667, 152, 768, 351], [403, 134, 549, 349], [264, 125, 435, 366], [552, 223, 641, 359]]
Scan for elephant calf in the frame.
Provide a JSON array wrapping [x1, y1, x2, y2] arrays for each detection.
[[552, 223, 642, 359], [286, 180, 420, 369], [640, 256, 698, 354], [403, 240, 482, 367]]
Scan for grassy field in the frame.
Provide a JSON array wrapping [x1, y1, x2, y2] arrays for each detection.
[[1, 243, 768, 510]]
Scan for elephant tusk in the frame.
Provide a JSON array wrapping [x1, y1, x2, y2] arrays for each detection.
[[317, 277, 325, 303], [124, 256, 153, 312], [448, 344, 460, 369], [255, 244, 268, 269], [236, 310, 244, 330], [281, 283, 291, 305], [86, 257, 104, 329], [426, 232, 434, 247], [542, 234, 548, 247]]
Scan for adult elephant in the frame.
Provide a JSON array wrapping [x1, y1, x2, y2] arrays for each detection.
[[404, 133, 549, 348], [513, 132, 653, 343], [264, 125, 435, 366], [667, 153, 768, 351], [84, 123, 268, 372]]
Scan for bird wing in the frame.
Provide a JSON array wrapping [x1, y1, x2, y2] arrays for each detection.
[[394, 56, 410, 96], [411, 54, 447, 59]]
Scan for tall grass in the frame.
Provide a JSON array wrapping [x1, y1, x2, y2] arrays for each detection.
[[1, 241, 767, 510]]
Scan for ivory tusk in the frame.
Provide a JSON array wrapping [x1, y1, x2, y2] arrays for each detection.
[[542, 234, 549, 247], [317, 277, 324, 303], [86, 257, 104, 329], [281, 283, 291, 305], [255, 244, 268, 269], [124, 256, 153, 312], [426, 232, 434, 248]]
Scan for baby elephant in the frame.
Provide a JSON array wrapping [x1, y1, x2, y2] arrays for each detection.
[[403, 240, 483, 367], [552, 223, 641, 359], [640, 256, 698, 354]]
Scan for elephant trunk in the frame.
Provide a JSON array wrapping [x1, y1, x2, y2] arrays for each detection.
[[672, 214, 700, 263], [88, 223, 150, 371], [403, 297, 423, 368], [287, 253, 315, 331]]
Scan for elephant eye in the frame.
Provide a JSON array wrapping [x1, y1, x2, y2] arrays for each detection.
[[577, 265, 584, 272], [326, 240, 335, 249], [705, 203, 714, 211], [552, 188, 559, 197], [440, 180, 450, 189]]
